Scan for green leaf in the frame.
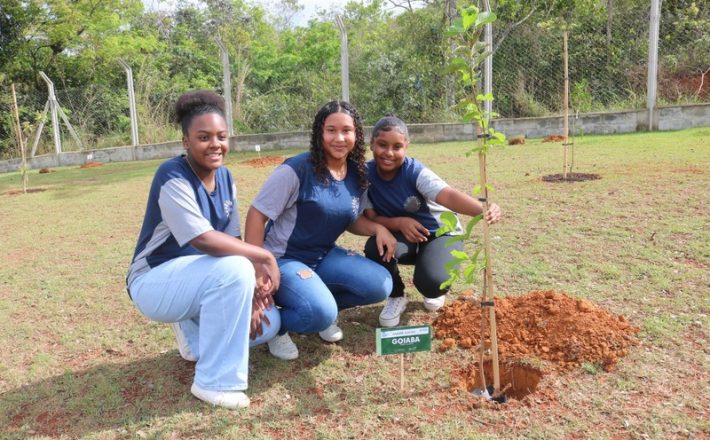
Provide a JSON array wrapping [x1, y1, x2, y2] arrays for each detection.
[[446, 234, 467, 247], [461, 7, 479, 31], [450, 250, 469, 260], [475, 12, 497, 27]]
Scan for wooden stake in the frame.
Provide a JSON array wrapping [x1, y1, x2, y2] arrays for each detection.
[[478, 150, 500, 392], [11, 83, 28, 193], [563, 30, 570, 180], [400, 353, 404, 392]]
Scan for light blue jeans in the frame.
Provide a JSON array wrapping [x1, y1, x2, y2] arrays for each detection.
[[275, 247, 392, 334], [129, 254, 280, 391]]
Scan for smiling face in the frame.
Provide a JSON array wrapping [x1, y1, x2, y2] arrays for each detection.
[[321, 112, 356, 164], [370, 128, 409, 180], [183, 112, 229, 178]]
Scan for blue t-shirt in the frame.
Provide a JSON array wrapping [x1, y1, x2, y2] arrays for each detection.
[[251, 152, 365, 266], [363, 156, 462, 235], [127, 155, 240, 287]]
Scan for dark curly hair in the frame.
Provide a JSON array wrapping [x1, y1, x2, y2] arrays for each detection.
[[309, 100, 368, 191], [174, 90, 226, 135]]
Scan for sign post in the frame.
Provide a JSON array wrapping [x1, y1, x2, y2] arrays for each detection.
[[376, 325, 432, 391]]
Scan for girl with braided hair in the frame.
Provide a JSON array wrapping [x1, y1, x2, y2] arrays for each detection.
[[245, 101, 395, 359]]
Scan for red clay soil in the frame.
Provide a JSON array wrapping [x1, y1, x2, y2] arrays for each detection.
[[433, 290, 639, 373], [542, 172, 601, 182], [542, 135, 566, 143], [508, 136, 526, 145], [242, 156, 286, 167], [79, 160, 103, 169]]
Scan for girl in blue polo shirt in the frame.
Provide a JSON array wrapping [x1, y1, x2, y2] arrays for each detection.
[[362, 115, 502, 327], [127, 90, 280, 409], [245, 101, 395, 359]]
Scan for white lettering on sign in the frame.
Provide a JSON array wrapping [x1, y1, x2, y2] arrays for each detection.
[[381, 327, 429, 338], [391, 336, 421, 345]]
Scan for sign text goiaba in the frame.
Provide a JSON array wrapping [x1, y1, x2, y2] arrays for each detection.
[[376, 325, 432, 355]]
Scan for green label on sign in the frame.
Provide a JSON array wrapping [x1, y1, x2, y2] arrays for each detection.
[[376, 325, 432, 355]]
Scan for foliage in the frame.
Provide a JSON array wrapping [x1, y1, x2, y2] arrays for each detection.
[[0, 0, 707, 157], [435, 3, 505, 289]]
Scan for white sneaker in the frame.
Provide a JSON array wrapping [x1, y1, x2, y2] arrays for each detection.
[[423, 295, 446, 312], [379, 297, 408, 327], [267, 333, 299, 360], [170, 322, 197, 362], [190, 383, 250, 409], [318, 323, 343, 342]]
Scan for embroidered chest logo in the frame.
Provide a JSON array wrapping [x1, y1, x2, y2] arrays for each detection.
[[351, 196, 360, 216], [223, 200, 233, 216], [403, 196, 421, 213]]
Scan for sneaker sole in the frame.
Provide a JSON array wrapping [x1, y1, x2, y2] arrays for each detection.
[[379, 315, 400, 327]]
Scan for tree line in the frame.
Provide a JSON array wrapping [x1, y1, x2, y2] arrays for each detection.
[[1, 0, 707, 156]]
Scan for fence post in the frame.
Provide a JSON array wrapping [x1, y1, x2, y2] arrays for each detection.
[[336, 15, 350, 102], [39, 72, 62, 154], [646, 0, 661, 131], [118, 60, 140, 150], [216, 39, 234, 137], [483, 0, 493, 119]]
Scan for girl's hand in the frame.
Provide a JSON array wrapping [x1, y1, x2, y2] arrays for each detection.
[[375, 225, 397, 263], [254, 256, 279, 309], [398, 217, 430, 243], [250, 298, 271, 340], [485, 203, 503, 225]]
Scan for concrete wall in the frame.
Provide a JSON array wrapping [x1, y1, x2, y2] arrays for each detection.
[[1, 103, 707, 173]]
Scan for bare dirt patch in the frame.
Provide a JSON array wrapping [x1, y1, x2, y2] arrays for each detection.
[[2, 187, 48, 196], [434, 290, 639, 402], [542, 135, 566, 143], [242, 156, 286, 167], [542, 172, 601, 182], [79, 161, 103, 169]]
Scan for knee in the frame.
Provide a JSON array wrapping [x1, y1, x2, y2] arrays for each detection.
[[413, 274, 447, 298], [211, 255, 256, 285], [367, 264, 393, 302], [257, 306, 281, 343], [308, 301, 338, 332]]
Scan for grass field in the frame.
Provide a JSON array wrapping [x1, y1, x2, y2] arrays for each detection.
[[1, 127, 708, 439]]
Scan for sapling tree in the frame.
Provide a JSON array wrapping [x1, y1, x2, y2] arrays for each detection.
[[436, 2, 506, 397]]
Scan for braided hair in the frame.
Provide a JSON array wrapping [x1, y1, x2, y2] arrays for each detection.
[[309, 100, 368, 191], [174, 90, 226, 135]]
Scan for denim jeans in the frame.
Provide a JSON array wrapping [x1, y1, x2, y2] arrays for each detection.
[[364, 232, 464, 298], [129, 254, 280, 391], [275, 246, 392, 334]]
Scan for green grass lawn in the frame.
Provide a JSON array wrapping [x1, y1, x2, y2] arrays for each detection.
[[1, 127, 708, 439]]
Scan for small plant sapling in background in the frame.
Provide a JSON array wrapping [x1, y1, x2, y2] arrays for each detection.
[[436, 2, 506, 398]]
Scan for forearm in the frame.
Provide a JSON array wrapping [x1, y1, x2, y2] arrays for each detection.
[[435, 187, 484, 217], [347, 215, 388, 237], [190, 230, 273, 265], [364, 209, 402, 232], [244, 206, 268, 247]]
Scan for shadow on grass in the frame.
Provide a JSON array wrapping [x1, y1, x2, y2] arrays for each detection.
[[1, 345, 332, 439]]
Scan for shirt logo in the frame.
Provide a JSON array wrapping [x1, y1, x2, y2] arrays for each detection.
[[403, 196, 421, 213], [351, 196, 360, 216], [223, 200, 233, 216]]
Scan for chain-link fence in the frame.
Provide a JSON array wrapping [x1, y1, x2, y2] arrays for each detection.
[[1, 1, 707, 161], [491, 0, 708, 118]]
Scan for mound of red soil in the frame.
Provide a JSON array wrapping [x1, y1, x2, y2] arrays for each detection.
[[542, 135, 566, 143], [433, 290, 639, 372], [542, 172, 601, 182], [79, 161, 103, 169], [242, 156, 286, 167], [39, 167, 53, 174], [508, 136, 526, 145]]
